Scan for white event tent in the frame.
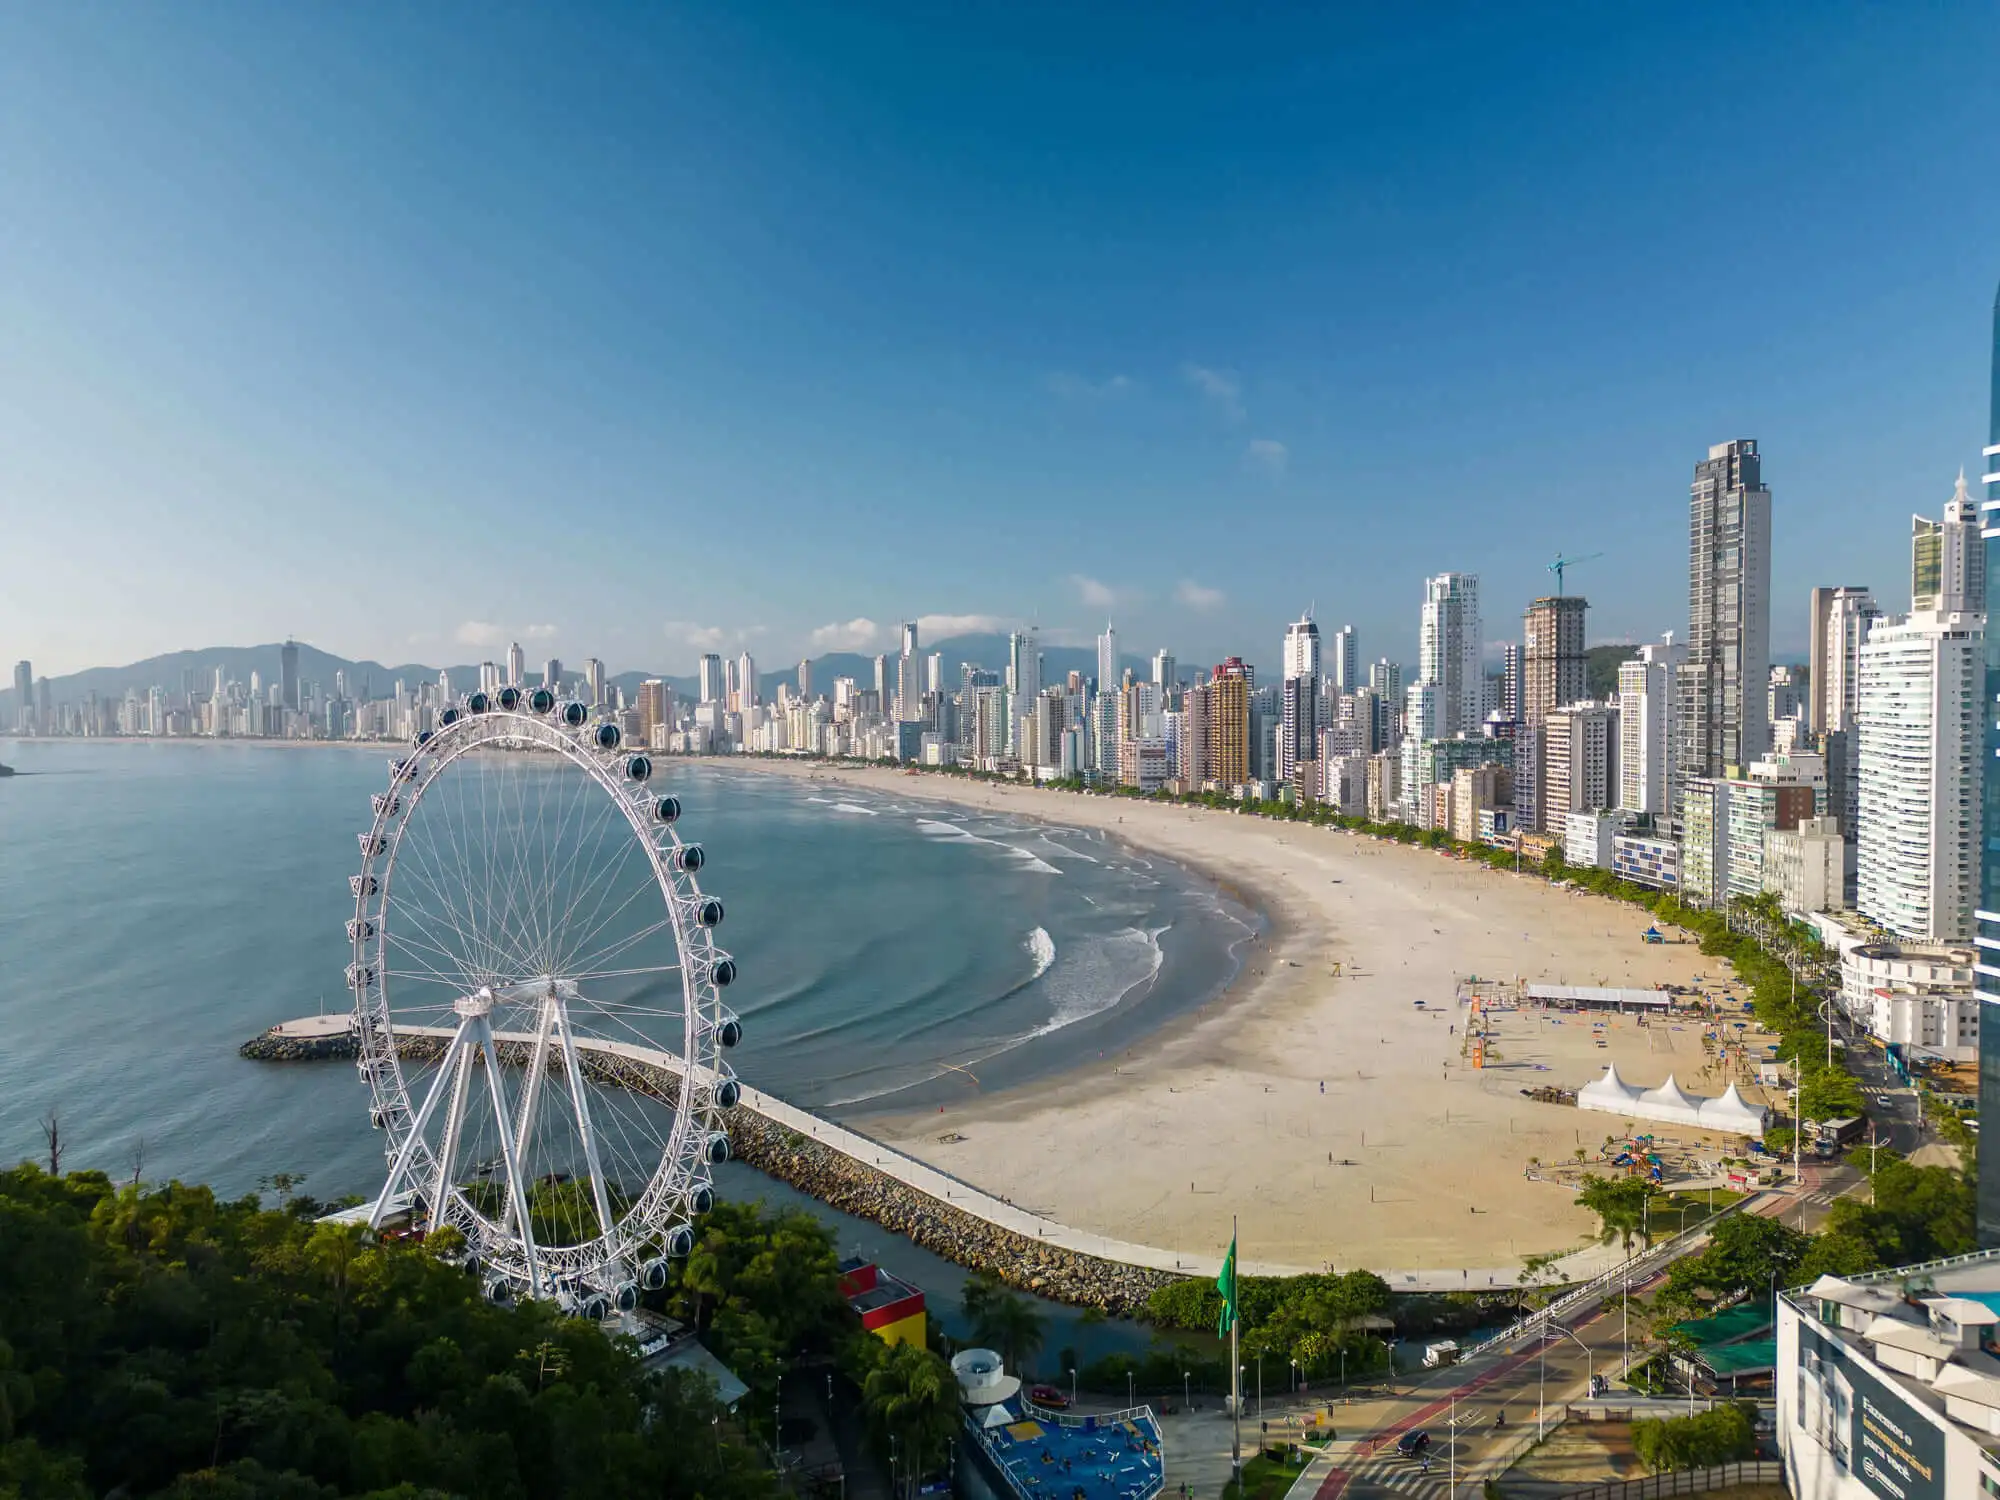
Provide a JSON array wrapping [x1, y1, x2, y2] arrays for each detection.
[[1575, 1065, 1769, 1137]]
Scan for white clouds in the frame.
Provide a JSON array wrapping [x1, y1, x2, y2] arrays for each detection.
[[915, 613, 1008, 638], [1069, 574, 1119, 609], [1182, 363, 1245, 424], [664, 620, 763, 652], [454, 620, 557, 649], [1175, 580, 1226, 611], [1044, 372, 1134, 401], [1245, 438, 1289, 478], [808, 617, 883, 652]]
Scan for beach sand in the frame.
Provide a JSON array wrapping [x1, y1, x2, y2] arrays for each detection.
[[713, 760, 1763, 1275]]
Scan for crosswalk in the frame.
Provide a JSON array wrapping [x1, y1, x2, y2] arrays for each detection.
[[1334, 1451, 1463, 1497]]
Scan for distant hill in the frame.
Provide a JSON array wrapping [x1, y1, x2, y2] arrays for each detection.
[[4, 634, 1178, 717], [1585, 644, 1640, 700]]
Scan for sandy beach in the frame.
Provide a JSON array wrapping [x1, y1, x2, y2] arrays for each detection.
[[709, 759, 1764, 1275]]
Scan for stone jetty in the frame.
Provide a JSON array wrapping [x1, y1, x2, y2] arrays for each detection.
[[240, 1019, 1177, 1313]]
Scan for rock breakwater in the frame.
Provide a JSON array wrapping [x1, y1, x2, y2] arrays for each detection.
[[240, 1024, 1177, 1314]]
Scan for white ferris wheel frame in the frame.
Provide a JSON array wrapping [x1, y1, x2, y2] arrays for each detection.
[[345, 697, 735, 1309]]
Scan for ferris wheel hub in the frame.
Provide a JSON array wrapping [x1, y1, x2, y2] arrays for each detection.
[[454, 988, 497, 1019]]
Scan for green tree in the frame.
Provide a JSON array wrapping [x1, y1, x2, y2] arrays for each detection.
[[860, 1342, 960, 1486], [1575, 1175, 1660, 1253], [972, 1287, 1046, 1377], [1632, 1403, 1756, 1471]]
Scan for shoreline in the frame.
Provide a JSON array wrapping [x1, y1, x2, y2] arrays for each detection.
[[696, 757, 1753, 1273]]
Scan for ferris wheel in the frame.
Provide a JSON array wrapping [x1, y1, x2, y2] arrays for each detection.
[[345, 685, 742, 1315]]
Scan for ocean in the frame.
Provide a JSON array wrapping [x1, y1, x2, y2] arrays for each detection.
[[0, 740, 1258, 1208]]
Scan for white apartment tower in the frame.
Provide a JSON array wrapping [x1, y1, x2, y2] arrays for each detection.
[[1617, 634, 1686, 818], [736, 652, 758, 710], [698, 653, 724, 705], [1330, 625, 1359, 696], [1856, 610, 1983, 941], [1096, 622, 1118, 693], [506, 641, 526, 689], [1675, 439, 1772, 808], [1418, 573, 1482, 739], [1912, 471, 1985, 614]]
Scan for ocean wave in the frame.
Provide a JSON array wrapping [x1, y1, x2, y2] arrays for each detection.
[[914, 818, 1060, 874], [832, 802, 878, 816], [1007, 847, 1061, 875], [1024, 926, 1055, 980]]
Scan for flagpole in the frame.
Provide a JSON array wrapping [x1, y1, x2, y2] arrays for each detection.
[[1231, 1215, 1242, 1489]]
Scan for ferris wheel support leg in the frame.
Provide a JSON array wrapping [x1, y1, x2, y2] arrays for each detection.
[[476, 1017, 543, 1298], [513, 998, 557, 1173], [431, 1031, 479, 1227], [553, 1002, 616, 1241], [371, 1027, 467, 1232]]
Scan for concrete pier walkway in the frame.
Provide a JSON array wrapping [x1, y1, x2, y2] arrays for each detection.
[[257, 1011, 1624, 1290]]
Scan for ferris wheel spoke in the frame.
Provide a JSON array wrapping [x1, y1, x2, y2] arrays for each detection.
[[563, 966, 685, 987], [396, 825, 505, 983], [555, 880, 670, 981], [529, 746, 595, 977], [549, 798, 647, 969], [541, 767, 627, 977]]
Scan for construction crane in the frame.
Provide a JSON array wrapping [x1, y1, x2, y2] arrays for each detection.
[[1546, 551, 1604, 595]]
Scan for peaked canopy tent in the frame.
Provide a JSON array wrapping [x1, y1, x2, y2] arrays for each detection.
[[1573, 1065, 1770, 1137]]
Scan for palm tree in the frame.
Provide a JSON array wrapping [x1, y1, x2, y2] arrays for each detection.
[[863, 1342, 961, 1495], [974, 1288, 1046, 1378]]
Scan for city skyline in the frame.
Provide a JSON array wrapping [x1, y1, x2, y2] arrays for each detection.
[[6, 7, 2000, 677]]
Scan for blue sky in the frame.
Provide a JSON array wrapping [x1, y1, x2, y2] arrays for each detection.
[[4, 3, 1997, 679]]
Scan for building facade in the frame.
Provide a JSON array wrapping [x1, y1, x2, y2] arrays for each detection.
[[1617, 634, 1685, 818], [1418, 572, 1482, 739], [1522, 596, 1588, 725], [1857, 610, 1983, 942], [1676, 439, 1773, 811]]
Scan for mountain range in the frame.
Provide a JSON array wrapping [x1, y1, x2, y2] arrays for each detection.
[[0, 636, 1181, 717]]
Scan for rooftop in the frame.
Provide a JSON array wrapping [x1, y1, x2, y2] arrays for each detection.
[[975, 1404, 1163, 1500], [1787, 1250, 2000, 1453]]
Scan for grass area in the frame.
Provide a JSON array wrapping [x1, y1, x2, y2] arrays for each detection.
[[1219, 1451, 1307, 1500], [1647, 1189, 1744, 1237]]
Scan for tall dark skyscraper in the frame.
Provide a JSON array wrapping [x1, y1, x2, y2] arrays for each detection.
[[281, 638, 300, 713], [1976, 281, 2000, 1246]]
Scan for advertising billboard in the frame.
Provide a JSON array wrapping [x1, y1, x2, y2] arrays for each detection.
[[1798, 1322, 1945, 1500]]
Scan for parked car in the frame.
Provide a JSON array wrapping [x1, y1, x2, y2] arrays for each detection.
[[1874, 1095, 1896, 1109], [1027, 1384, 1071, 1410], [1395, 1430, 1431, 1458]]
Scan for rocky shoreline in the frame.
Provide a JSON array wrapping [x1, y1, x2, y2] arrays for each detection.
[[240, 1024, 1178, 1314]]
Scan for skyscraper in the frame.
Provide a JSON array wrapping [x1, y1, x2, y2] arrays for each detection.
[[1279, 612, 1321, 787], [1521, 596, 1588, 725], [1499, 643, 1522, 722], [1330, 626, 1359, 696], [281, 639, 300, 714], [1675, 440, 1773, 814], [585, 657, 606, 708], [638, 679, 668, 747], [1418, 573, 1481, 739], [543, 658, 563, 691], [12, 660, 31, 732], [736, 652, 759, 710], [798, 658, 813, 699], [1856, 608, 1982, 942], [698, 653, 724, 705], [506, 641, 526, 689], [1616, 635, 1685, 818], [1152, 650, 1177, 691], [1209, 659, 1251, 787], [1808, 587, 1881, 737], [1976, 279, 2000, 1245], [1096, 622, 1118, 693], [1913, 472, 1985, 614]]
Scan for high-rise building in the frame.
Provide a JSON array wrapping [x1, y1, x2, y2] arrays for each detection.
[[1279, 612, 1321, 787], [1856, 609, 1982, 941], [281, 639, 300, 714], [698, 653, 724, 705], [1152, 650, 1176, 692], [1368, 659, 1403, 740], [872, 654, 890, 702], [1209, 659, 1251, 788], [1543, 702, 1619, 824], [1808, 587, 1878, 735], [1617, 635, 1685, 818], [1418, 572, 1482, 739], [798, 658, 813, 699], [1330, 626, 1359, 696], [736, 652, 759, 710], [1179, 682, 1212, 786], [12, 660, 32, 732], [901, 621, 920, 658], [506, 641, 526, 689], [543, 658, 563, 691], [1499, 643, 1522, 722], [1008, 630, 1041, 754], [1976, 277, 2000, 1245], [638, 679, 668, 747], [1675, 440, 1773, 813], [585, 657, 606, 708], [1521, 596, 1588, 725], [926, 652, 943, 695], [1913, 471, 1985, 614], [1096, 623, 1118, 693]]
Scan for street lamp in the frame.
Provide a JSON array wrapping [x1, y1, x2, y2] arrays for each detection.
[[1184, 1371, 1191, 1411], [1069, 1367, 1077, 1408]]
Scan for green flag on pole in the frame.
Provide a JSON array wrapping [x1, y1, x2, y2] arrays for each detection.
[[1216, 1234, 1238, 1336]]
